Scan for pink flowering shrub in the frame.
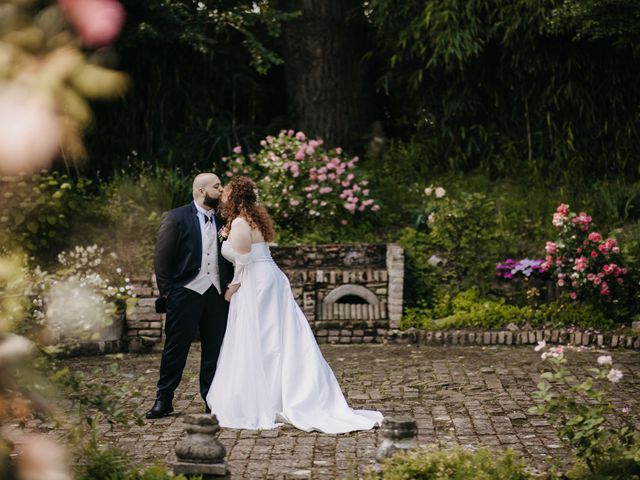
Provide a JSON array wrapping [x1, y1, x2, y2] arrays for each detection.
[[542, 204, 628, 304], [222, 130, 380, 230]]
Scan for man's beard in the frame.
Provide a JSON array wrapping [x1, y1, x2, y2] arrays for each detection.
[[203, 193, 219, 210]]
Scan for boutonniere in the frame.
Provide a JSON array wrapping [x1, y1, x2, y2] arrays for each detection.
[[218, 226, 229, 242]]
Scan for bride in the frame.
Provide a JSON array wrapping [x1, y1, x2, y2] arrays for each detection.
[[206, 176, 383, 433]]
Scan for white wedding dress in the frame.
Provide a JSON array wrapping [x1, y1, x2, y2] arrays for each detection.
[[206, 240, 383, 433]]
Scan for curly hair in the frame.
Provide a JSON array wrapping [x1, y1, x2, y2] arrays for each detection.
[[221, 176, 275, 242]]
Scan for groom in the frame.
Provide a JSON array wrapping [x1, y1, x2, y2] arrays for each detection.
[[146, 172, 233, 419]]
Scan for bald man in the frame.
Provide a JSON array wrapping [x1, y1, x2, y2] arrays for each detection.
[[146, 173, 233, 419]]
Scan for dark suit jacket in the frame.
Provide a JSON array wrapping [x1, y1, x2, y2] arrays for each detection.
[[154, 202, 233, 300]]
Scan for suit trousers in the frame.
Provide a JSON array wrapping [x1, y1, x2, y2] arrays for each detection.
[[156, 284, 228, 403]]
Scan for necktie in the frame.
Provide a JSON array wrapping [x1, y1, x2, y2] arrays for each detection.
[[204, 211, 215, 247]]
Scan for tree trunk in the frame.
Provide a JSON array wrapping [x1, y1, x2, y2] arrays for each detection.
[[282, 0, 371, 149]]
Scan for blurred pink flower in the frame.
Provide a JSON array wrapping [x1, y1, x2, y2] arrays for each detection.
[[371, 204, 380, 212], [233, 146, 242, 154], [58, 0, 125, 48], [295, 131, 306, 141], [0, 88, 61, 175], [335, 147, 342, 154], [340, 219, 348, 225], [588, 232, 602, 242]]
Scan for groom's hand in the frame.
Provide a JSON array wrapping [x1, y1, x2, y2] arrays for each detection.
[[224, 284, 239, 302]]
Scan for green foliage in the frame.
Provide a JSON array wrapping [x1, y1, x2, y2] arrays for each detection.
[[0, 171, 90, 257], [368, 0, 640, 179], [77, 433, 190, 480], [422, 188, 504, 291], [51, 361, 143, 427], [401, 289, 612, 331], [531, 346, 640, 478], [76, 435, 131, 480], [397, 227, 440, 308], [87, 0, 296, 174], [367, 446, 532, 480]]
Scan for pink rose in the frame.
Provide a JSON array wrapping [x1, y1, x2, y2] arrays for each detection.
[[233, 146, 242, 154], [588, 232, 602, 242], [570, 292, 578, 300], [545, 242, 557, 254], [295, 132, 306, 141], [58, 0, 125, 47], [591, 251, 598, 258], [335, 147, 343, 154], [340, 219, 348, 225], [594, 277, 602, 285], [0, 88, 61, 175], [290, 199, 300, 207], [371, 204, 380, 212]]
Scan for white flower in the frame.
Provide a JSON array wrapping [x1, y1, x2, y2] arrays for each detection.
[[541, 346, 564, 360], [427, 212, 436, 224], [597, 355, 612, 366], [424, 187, 433, 196], [435, 187, 446, 198], [607, 368, 623, 383], [534, 340, 546, 352]]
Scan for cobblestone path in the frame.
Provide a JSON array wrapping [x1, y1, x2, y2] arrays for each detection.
[[28, 345, 640, 479]]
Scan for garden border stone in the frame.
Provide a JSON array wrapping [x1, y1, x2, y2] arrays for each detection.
[[383, 327, 640, 349]]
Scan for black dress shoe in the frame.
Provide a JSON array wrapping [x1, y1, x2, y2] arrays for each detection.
[[145, 399, 174, 419]]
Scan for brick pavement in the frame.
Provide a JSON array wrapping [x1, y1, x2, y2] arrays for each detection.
[[27, 345, 640, 479]]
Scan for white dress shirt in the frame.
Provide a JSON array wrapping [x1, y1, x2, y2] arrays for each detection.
[[184, 201, 221, 295]]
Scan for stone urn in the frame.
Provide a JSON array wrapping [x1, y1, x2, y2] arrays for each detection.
[[173, 414, 227, 478], [376, 417, 418, 463]]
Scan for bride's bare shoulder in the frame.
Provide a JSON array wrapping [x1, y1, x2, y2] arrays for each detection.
[[231, 216, 251, 229]]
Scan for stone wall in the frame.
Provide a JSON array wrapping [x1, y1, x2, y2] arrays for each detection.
[[125, 243, 405, 344]]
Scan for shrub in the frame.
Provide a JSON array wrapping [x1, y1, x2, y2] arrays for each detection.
[[0, 171, 90, 258], [221, 130, 380, 239], [542, 204, 629, 309], [419, 187, 507, 294], [367, 446, 532, 480], [401, 289, 612, 331], [531, 344, 640, 478], [77, 437, 191, 480]]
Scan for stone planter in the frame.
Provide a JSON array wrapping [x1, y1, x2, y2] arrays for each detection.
[[97, 312, 125, 341]]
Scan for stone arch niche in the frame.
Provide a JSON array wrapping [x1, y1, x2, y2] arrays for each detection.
[[320, 284, 383, 321], [270, 243, 404, 344]]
